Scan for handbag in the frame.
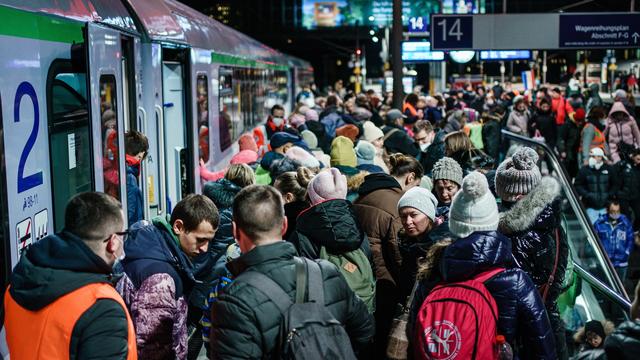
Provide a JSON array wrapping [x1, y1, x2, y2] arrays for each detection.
[[533, 129, 546, 143], [386, 281, 419, 360]]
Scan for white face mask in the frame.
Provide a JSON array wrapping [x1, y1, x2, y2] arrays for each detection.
[[272, 117, 284, 127], [588, 157, 603, 169], [419, 142, 431, 152]]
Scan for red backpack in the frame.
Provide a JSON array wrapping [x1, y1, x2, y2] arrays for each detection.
[[414, 268, 504, 360]]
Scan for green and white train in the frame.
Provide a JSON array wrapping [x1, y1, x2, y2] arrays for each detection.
[[0, 0, 313, 290]]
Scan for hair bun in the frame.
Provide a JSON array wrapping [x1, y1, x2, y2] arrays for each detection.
[[512, 147, 538, 170], [296, 167, 314, 188], [462, 171, 488, 199]]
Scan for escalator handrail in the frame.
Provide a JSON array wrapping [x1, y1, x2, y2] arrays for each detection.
[[573, 261, 631, 312], [501, 130, 629, 300]]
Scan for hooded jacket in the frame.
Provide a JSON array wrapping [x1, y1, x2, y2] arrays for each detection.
[[594, 213, 635, 267], [408, 231, 556, 360], [381, 124, 420, 157], [574, 163, 612, 209], [117, 217, 196, 360], [604, 319, 640, 359], [209, 241, 374, 359], [290, 199, 369, 260], [6, 232, 132, 359], [320, 105, 346, 139], [605, 102, 640, 163], [506, 107, 530, 135], [126, 160, 144, 225], [353, 174, 404, 285], [498, 177, 568, 304], [586, 83, 603, 113]]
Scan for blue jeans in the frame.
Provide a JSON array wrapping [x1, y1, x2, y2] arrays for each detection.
[[586, 208, 605, 224]]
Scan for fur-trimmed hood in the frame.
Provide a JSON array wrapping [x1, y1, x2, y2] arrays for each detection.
[[498, 176, 561, 234]]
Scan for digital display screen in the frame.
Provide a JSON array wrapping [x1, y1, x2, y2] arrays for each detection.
[[480, 50, 532, 60], [402, 42, 445, 62]]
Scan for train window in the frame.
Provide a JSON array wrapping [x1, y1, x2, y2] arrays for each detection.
[[99, 75, 121, 201], [218, 67, 233, 152], [47, 61, 92, 232], [196, 74, 209, 162]]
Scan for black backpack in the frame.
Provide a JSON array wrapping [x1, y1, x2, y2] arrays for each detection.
[[239, 257, 357, 360]]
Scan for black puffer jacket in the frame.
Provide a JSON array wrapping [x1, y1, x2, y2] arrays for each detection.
[[498, 177, 568, 303], [290, 199, 371, 260], [529, 108, 557, 149], [604, 319, 640, 359], [210, 241, 375, 358], [408, 231, 556, 359], [420, 129, 446, 176], [382, 124, 419, 157], [482, 114, 502, 162], [574, 164, 612, 209]]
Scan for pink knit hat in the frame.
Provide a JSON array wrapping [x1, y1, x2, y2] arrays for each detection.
[[238, 133, 258, 152], [289, 113, 306, 128], [305, 109, 319, 122], [285, 146, 320, 168], [307, 168, 348, 205], [230, 150, 258, 165]]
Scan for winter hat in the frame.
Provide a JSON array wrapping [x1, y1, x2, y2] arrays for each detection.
[[397, 187, 439, 221], [230, 150, 258, 165], [307, 168, 348, 205], [355, 140, 376, 165], [432, 157, 463, 187], [420, 176, 433, 191], [289, 113, 306, 128], [270, 132, 298, 150], [238, 133, 258, 152], [297, 105, 311, 115], [352, 107, 373, 122], [589, 147, 606, 159], [584, 320, 606, 341], [285, 146, 320, 169], [386, 109, 406, 123], [614, 89, 628, 99], [513, 95, 525, 105], [336, 124, 360, 143], [573, 108, 586, 122], [449, 171, 500, 238], [330, 136, 357, 167], [301, 129, 318, 149], [363, 121, 384, 142], [305, 109, 319, 122], [495, 147, 541, 202]]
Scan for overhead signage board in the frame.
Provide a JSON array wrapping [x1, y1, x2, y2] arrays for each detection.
[[559, 14, 640, 48], [408, 16, 428, 33], [480, 50, 531, 61], [431, 13, 640, 50], [402, 41, 445, 62]]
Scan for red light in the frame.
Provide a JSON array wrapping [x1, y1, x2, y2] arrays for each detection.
[[356, 49, 362, 55]]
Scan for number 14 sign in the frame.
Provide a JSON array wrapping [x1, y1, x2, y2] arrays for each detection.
[[430, 15, 473, 50]]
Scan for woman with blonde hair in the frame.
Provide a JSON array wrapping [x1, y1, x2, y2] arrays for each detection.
[[444, 130, 494, 174]]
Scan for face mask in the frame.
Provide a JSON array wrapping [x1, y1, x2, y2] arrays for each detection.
[[588, 157, 603, 169], [272, 117, 284, 127], [609, 213, 621, 220], [419, 142, 430, 151], [599, 119, 607, 126]]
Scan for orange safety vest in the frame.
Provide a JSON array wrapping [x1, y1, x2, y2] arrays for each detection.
[[579, 123, 606, 152], [4, 283, 137, 360]]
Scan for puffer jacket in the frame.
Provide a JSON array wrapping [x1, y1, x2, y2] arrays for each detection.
[[604, 319, 640, 359], [506, 108, 530, 135], [529, 108, 557, 149], [117, 217, 195, 360], [353, 173, 404, 285], [126, 164, 144, 225], [209, 241, 375, 359], [420, 128, 446, 176], [290, 199, 370, 260], [320, 105, 346, 139], [408, 231, 556, 359], [482, 114, 502, 161], [382, 124, 420, 157], [605, 102, 640, 163], [498, 177, 568, 305], [574, 164, 612, 209], [594, 213, 635, 267]]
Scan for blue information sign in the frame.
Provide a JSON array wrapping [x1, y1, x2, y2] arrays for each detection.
[[559, 14, 640, 49], [430, 15, 473, 50], [408, 16, 428, 33]]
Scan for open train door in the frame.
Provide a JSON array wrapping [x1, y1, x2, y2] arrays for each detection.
[[85, 23, 128, 221]]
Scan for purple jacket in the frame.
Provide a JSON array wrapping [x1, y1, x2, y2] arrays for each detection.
[[116, 217, 195, 360]]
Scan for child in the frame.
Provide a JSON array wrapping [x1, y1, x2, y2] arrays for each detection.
[[124, 130, 149, 225]]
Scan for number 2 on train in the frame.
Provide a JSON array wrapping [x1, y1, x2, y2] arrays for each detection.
[[15, 81, 43, 193]]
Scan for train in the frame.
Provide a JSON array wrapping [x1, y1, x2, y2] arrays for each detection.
[[0, 0, 314, 288]]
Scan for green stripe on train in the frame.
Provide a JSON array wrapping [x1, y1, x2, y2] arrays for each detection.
[[211, 53, 290, 71], [0, 5, 83, 44]]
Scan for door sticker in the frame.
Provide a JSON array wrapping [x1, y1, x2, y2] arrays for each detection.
[[16, 217, 33, 258], [34, 209, 49, 241]]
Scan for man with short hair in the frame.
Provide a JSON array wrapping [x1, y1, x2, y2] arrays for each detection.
[[125, 130, 149, 225], [4, 192, 137, 359], [210, 185, 374, 359], [413, 120, 446, 175], [117, 194, 219, 360]]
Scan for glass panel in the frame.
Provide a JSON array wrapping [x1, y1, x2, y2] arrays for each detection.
[[48, 68, 92, 232], [196, 74, 209, 162], [503, 132, 626, 296], [0, 93, 9, 287], [99, 75, 121, 200], [218, 67, 233, 152]]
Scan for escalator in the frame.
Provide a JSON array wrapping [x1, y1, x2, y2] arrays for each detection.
[[501, 130, 631, 336]]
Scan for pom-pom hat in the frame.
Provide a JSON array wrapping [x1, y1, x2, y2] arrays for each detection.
[[494, 147, 542, 202], [449, 171, 500, 238]]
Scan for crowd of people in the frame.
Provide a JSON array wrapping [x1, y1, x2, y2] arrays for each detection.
[[4, 79, 640, 360]]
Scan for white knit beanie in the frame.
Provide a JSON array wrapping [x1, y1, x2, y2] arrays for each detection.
[[449, 171, 499, 239], [397, 187, 439, 221], [362, 121, 384, 142]]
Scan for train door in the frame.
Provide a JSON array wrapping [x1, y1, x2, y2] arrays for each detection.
[[85, 23, 128, 219], [161, 49, 193, 212]]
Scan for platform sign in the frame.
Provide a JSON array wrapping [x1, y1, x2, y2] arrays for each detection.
[[559, 14, 640, 49], [431, 15, 473, 50], [408, 16, 428, 33]]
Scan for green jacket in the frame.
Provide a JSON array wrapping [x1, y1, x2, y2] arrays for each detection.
[[210, 241, 374, 359], [7, 232, 129, 359]]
